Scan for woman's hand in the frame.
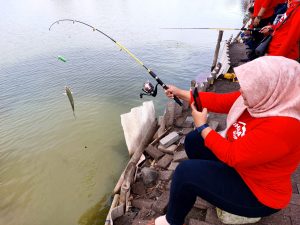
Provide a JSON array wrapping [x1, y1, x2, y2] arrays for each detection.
[[190, 102, 208, 127], [260, 25, 272, 34], [165, 85, 182, 99]]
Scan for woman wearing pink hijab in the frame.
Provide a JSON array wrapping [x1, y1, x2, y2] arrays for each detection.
[[154, 56, 300, 225]]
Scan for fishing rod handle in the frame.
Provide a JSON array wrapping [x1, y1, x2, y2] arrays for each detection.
[[149, 71, 183, 106]]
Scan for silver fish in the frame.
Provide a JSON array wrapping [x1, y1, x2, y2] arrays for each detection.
[[65, 86, 75, 118]]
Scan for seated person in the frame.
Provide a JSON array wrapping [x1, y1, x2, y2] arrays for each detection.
[[260, 0, 300, 60], [152, 56, 300, 225]]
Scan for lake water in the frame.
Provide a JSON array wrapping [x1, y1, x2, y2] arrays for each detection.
[[0, 0, 246, 224]]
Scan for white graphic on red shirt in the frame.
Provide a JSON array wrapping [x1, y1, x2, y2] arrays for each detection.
[[232, 121, 246, 140]]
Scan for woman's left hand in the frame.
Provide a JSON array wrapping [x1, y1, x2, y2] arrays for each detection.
[[190, 103, 208, 127]]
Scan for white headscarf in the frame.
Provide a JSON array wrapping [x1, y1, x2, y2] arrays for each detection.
[[222, 56, 300, 137]]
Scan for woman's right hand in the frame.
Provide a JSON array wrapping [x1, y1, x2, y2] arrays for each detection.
[[165, 85, 182, 99], [260, 25, 272, 34]]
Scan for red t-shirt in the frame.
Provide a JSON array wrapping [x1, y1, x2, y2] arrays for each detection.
[[253, 0, 275, 18], [267, 5, 300, 60], [194, 91, 300, 209]]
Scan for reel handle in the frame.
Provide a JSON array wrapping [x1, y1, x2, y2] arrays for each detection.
[[149, 71, 183, 106]]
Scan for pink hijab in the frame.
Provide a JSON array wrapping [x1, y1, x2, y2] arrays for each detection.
[[223, 56, 300, 137]]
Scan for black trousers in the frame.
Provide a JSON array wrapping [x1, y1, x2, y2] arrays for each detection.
[[165, 130, 279, 225]]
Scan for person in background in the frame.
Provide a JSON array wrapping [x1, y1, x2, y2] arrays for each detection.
[[274, 0, 288, 15], [260, 0, 300, 60], [251, 0, 276, 46], [152, 56, 300, 225]]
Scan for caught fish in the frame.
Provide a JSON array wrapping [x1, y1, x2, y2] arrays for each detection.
[[65, 86, 75, 118], [58, 55, 67, 62]]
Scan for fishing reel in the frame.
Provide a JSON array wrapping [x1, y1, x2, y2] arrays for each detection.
[[140, 80, 158, 98]]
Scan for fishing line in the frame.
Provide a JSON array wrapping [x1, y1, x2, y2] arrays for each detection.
[[49, 19, 182, 106]]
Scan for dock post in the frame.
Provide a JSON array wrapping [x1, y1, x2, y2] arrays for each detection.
[[211, 30, 224, 71]]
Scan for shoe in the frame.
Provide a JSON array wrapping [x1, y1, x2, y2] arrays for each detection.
[[155, 215, 170, 225], [216, 208, 261, 224]]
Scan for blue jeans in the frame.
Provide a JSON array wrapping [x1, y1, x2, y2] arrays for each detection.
[[166, 130, 279, 225]]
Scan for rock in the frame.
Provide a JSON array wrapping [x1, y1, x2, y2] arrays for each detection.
[[182, 127, 194, 135], [132, 181, 146, 196], [141, 167, 159, 187], [145, 145, 164, 160], [165, 101, 176, 127], [168, 162, 179, 171], [135, 208, 156, 220], [159, 170, 174, 181], [208, 120, 219, 131], [173, 150, 188, 162], [158, 144, 178, 154], [175, 116, 187, 127], [205, 208, 223, 225], [159, 132, 180, 148], [156, 154, 173, 169], [174, 102, 183, 118], [132, 198, 155, 209], [152, 191, 170, 214]]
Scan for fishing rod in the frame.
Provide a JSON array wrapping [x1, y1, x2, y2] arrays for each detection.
[[49, 19, 182, 106], [161, 27, 260, 31]]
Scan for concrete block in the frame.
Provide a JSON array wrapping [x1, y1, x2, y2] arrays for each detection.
[[152, 191, 170, 214], [208, 120, 219, 131], [156, 154, 173, 169], [179, 136, 185, 145], [182, 116, 194, 128], [173, 150, 188, 162], [132, 199, 155, 209], [145, 145, 164, 160], [205, 208, 223, 225], [165, 101, 176, 127], [194, 197, 213, 209], [166, 181, 171, 190], [159, 132, 180, 148], [260, 211, 292, 225], [158, 144, 178, 154], [290, 193, 300, 206], [159, 170, 174, 181], [168, 162, 179, 171], [182, 100, 189, 111]]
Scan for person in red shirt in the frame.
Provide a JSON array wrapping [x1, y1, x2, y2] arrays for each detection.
[[260, 0, 300, 60], [152, 56, 300, 225], [251, 0, 277, 48]]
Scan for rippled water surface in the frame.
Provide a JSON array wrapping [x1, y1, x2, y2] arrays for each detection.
[[0, 0, 246, 224]]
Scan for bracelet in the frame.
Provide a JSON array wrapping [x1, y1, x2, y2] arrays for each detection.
[[196, 123, 209, 134]]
